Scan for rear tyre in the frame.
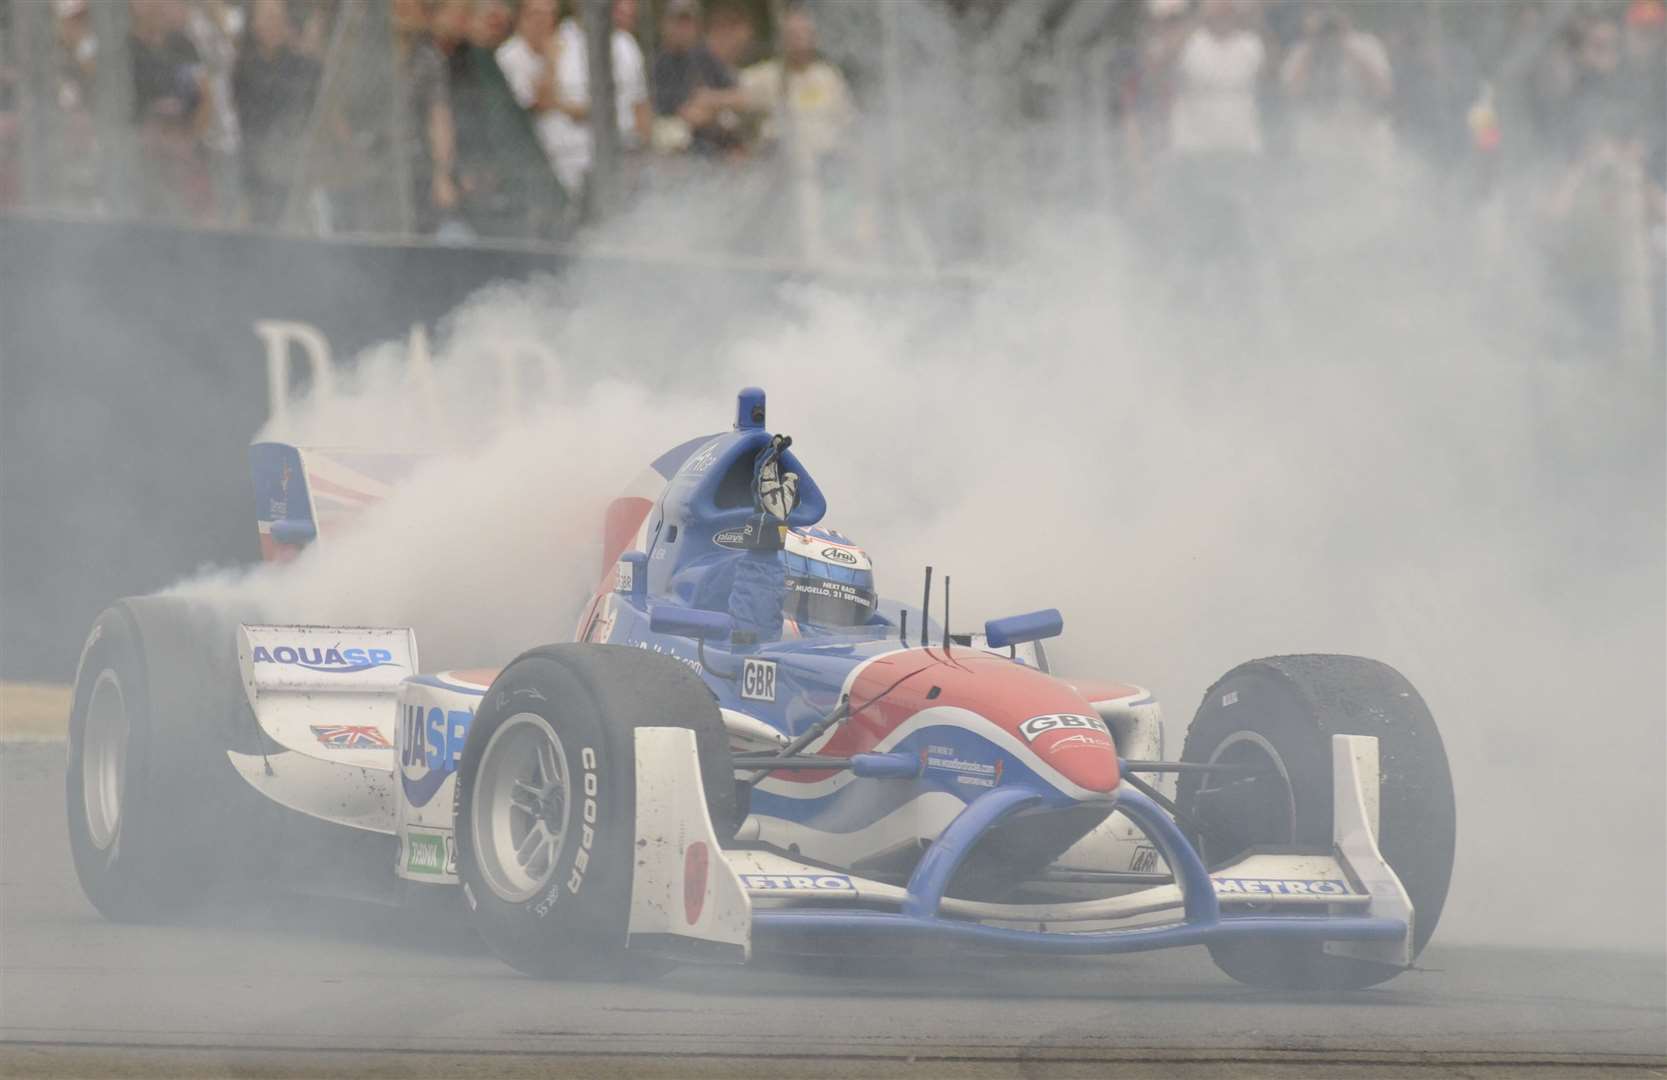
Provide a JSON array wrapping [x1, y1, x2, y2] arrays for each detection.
[[66, 598, 250, 921], [1177, 654, 1455, 991], [453, 645, 735, 979]]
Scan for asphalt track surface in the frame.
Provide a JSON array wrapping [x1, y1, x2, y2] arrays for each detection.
[[2, 743, 1663, 1079]]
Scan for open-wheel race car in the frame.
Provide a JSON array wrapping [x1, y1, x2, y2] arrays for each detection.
[[66, 388, 1455, 989]]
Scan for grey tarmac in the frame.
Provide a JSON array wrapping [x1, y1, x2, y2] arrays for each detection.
[[3, 743, 1662, 1079]]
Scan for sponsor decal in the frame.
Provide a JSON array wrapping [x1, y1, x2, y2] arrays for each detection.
[[922, 745, 1002, 789], [1046, 731, 1112, 754], [1212, 877, 1351, 896], [269, 460, 293, 519], [684, 842, 710, 925], [785, 577, 875, 612], [399, 703, 474, 807], [820, 546, 859, 566], [252, 644, 397, 674], [741, 874, 855, 892], [1222, 691, 1239, 707], [535, 745, 598, 913], [741, 658, 777, 703], [627, 638, 703, 675], [1017, 713, 1108, 743], [406, 831, 447, 875], [614, 560, 634, 593], [311, 724, 392, 750], [684, 440, 722, 475], [1130, 845, 1160, 873]]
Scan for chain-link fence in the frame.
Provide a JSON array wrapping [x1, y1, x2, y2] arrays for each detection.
[[1, 0, 1661, 358]]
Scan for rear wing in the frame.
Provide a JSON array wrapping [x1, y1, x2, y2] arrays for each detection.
[[250, 443, 430, 561]]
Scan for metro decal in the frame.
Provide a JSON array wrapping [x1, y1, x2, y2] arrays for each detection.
[[1211, 878, 1353, 896]]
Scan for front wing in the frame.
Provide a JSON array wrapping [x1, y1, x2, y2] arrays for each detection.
[[630, 731, 1412, 967]]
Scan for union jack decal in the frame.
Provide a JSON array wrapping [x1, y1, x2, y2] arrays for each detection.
[[310, 725, 392, 750]]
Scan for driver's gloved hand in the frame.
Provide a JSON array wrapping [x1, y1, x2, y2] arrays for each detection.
[[753, 437, 799, 522]]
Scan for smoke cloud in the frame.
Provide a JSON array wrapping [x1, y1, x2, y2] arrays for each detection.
[[171, 13, 1664, 955]]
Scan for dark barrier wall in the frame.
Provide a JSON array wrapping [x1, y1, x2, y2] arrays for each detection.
[[0, 217, 810, 682], [0, 218, 575, 680]]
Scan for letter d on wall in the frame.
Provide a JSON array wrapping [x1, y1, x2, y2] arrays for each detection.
[[254, 320, 335, 428]]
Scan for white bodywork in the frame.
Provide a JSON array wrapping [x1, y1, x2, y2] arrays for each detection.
[[229, 624, 417, 833], [228, 622, 1412, 966], [627, 728, 751, 962]]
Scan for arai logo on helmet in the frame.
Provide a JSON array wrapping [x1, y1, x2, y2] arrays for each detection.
[[820, 546, 858, 565], [252, 644, 397, 673], [1017, 713, 1108, 743]]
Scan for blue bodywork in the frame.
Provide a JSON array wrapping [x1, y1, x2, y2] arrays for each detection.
[[587, 389, 1406, 957]]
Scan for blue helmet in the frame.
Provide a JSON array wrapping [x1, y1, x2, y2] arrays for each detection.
[[781, 527, 877, 628]]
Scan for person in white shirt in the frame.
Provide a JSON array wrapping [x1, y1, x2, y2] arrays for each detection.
[[1155, 0, 1266, 157], [608, 0, 653, 151], [495, 0, 587, 193], [500, 0, 652, 197], [1143, 0, 1274, 300]]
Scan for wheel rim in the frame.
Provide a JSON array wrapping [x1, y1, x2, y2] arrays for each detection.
[[471, 713, 571, 903], [83, 669, 128, 850], [1197, 730, 1296, 865]]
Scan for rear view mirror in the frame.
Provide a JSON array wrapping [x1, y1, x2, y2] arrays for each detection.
[[984, 609, 1063, 648]]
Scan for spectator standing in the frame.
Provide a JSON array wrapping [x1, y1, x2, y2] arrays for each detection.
[[232, 0, 318, 226], [740, 5, 853, 164], [1141, 0, 1268, 268], [1540, 14, 1655, 362], [48, 0, 101, 209], [186, 0, 243, 220], [496, 0, 586, 198], [55, 0, 98, 114], [652, 0, 757, 157], [1392, 3, 1483, 174], [1280, 4, 1394, 169], [391, 0, 457, 233], [609, 0, 653, 152], [740, 5, 853, 260], [1151, 0, 1267, 160], [128, 0, 213, 220], [434, 0, 563, 238], [540, 0, 653, 198]]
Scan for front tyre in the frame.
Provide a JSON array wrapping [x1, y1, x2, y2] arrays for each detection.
[[453, 645, 735, 979], [1177, 654, 1455, 991]]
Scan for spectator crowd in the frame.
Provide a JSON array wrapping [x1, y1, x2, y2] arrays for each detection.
[[1120, 0, 1662, 359], [0, 0, 857, 241], [0, 0, 1660, 358]]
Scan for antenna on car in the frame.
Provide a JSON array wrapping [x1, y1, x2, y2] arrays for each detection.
[[920, 566, 933, 654], [942, 575, 951, 653], [898, 609, 908, 646]]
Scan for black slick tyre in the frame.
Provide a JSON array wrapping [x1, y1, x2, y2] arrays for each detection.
[[453, 644, 735, 979], [66, 597, 250, 921], [1176, 654, 1455, 991]]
